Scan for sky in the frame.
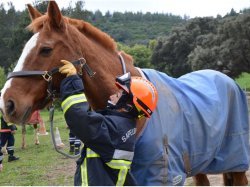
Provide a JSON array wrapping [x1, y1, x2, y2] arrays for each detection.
[[1, 0, 250, 18]]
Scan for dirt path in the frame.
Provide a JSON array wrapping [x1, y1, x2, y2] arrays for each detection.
[[45, 157, 76, 185], [54, 159, 250, 185]]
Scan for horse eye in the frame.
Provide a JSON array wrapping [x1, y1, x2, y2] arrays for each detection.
[[39, 47, 52, 56]]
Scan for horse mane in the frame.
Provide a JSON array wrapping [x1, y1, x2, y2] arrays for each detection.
[[27, 15, 117, 51]]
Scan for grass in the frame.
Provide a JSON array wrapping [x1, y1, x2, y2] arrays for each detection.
[[0, 109, 76, 186], [1, 72, 249, 185], [235, 72, 250, 91]]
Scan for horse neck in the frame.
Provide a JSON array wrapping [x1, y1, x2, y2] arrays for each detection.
[[77, 35, 140, 109], [76, 30, 146, 136]]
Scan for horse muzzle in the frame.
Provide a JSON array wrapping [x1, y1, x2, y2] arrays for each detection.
[[0, 97, 33, 124]]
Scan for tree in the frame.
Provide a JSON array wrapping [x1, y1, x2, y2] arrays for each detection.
[[0, 66, 6, 89], [0, 2, 22, 72], [152, 13, 250, 79], [152, 17, 219, 77], [6, 9, 32, 72], [189, 13, 250, 78], [0, 2, 185, 72], [118, 43, 154, 68]]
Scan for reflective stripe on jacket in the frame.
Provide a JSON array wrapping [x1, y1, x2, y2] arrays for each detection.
[[60, 75, 137, 186], [78, 148, 134, 186]]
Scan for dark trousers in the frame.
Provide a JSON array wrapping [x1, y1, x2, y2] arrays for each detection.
[[69, 130, 81, 148], [0, 133, 15, 164]]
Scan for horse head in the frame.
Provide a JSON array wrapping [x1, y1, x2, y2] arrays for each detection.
[[0, 1, 140, 124], [0, 2, 89, 123]]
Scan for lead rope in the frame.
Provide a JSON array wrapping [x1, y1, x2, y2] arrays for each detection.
[[48, 59, 88, 159], [49, 55, 125, 159], [49, 104, 80, 159]]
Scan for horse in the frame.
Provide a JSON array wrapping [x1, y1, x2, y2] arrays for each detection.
[[21, 110, 44, 149], [0, 1, 249, 185], [21, 122, 39, 149]]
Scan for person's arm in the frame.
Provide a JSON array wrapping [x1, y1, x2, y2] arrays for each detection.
[[0, 117, 12, 133], [10, 124, 17, 134], [59, 62, 114, 151], [60, 75, 102, 137]]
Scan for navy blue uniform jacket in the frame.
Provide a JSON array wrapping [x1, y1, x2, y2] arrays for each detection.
[[60, 75, 137, 186]]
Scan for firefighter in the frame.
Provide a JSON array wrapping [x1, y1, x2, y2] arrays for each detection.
[[59, 60, 158, 185], [68, 128, 81, 155], [0, 116, 19, 172]]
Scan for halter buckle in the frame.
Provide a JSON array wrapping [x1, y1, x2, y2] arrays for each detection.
[[79, 58, 96, 77], [42, 71, 52, 82], [79, 57, 87, 66]]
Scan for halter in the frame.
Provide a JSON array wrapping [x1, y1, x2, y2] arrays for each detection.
[[7, 54, 126, 102], [7, 54, 127, 159], [7, 58, 96, 105], [6, 58, 96, 159]]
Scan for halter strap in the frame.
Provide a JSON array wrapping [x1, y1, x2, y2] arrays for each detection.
[[7, 60, 83, 81], [118, 53, 127, 74], [7, 71, 53, 82], [7, 55, 126, 102], [7, 71, 46, 79], [6, 59, 87, 109]]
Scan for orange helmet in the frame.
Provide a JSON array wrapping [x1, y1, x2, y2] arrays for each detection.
[[115, 73, 158, 118]]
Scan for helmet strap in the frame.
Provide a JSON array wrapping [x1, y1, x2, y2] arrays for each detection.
[[107, 91, 140, 118], [106, 91, 130, 110], [124, 103, 140, 118]]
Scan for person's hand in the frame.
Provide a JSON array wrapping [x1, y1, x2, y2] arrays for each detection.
[[59, 60, 77, 77], [11, 130, 16, 134]]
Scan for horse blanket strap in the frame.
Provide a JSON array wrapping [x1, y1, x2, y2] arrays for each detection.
[[182, 152, 192, 177], [131, 69, 250, 185]]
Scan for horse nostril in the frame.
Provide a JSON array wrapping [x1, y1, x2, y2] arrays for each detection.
[[6, 100, 15, 116]]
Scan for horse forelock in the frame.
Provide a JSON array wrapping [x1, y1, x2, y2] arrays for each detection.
[[27, 15, 47, 33], [27, 14, 117, 52]]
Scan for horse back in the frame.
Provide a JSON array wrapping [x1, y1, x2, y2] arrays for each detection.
[[131, 69, 250, 185]]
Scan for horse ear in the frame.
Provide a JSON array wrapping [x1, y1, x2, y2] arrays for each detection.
[[47, 1, 65, 30], [27, 4, 43, 21]]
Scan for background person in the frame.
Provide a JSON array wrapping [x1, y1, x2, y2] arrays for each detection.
[[68, 128, 81, 155], [0, 116, 19, 172]]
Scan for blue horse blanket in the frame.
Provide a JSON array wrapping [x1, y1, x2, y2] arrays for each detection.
[[131, 69, 250, 185]]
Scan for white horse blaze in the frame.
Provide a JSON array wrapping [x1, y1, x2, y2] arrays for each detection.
[[0, 33, 40, 115]]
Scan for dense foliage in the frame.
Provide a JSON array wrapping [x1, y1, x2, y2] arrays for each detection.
[[152, 9, 250, 78], [0, 66, 6, 88], [0, 1, 184, 74], [0, 1, 250, 80]]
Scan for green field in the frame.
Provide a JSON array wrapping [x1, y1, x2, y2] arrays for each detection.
[[236, 72, 250, 91], [0, 110, 76, 186]]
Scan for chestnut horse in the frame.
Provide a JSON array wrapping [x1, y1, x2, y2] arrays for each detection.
[[21, 122, 39, 149], [0, 1, 249, 185], [21, 110, 45, 149]]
